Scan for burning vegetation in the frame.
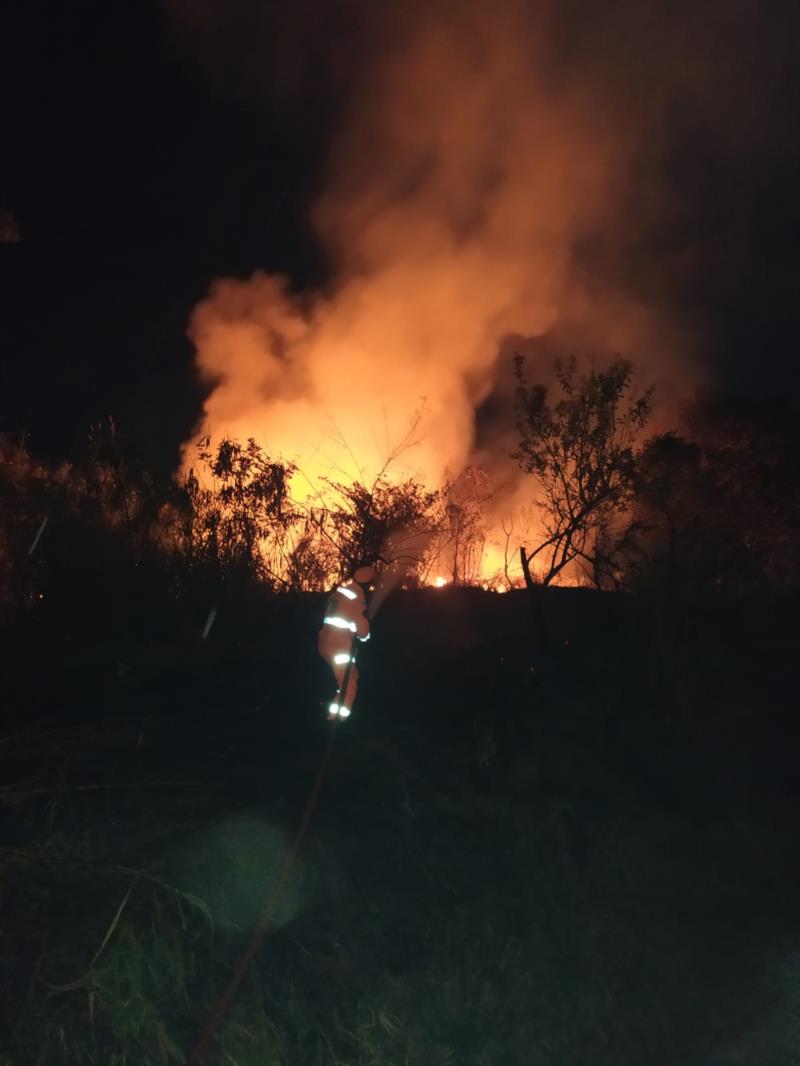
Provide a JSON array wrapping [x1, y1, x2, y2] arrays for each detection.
[[1, 353, 798, 629]]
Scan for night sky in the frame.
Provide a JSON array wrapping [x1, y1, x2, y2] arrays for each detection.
[[2, 0, 799, 473]]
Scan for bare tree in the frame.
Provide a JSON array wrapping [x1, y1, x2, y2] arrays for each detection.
[[289, 406, 439, 587], [439, 465, 495, 584], [500, 515, 515, 586], [322, 476, 439, 580], [513, 355, 653, 589]]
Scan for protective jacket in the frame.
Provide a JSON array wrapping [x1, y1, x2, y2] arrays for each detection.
[[318, 578, 371, 718]]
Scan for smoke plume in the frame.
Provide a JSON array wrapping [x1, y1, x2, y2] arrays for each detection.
[[172, 0, 794, 557]]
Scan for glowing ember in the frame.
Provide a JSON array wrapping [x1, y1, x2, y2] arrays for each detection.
[[433, 576, 448, 588]]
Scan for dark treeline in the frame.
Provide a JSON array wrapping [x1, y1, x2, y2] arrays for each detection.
[[2, 362, 798, 631], [1, 359, 798, 732]]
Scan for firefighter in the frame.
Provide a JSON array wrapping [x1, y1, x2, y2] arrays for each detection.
[[318, 565, 374, 719]]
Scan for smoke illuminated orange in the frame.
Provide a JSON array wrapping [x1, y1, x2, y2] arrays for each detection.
[[180, 1, 696, 585]]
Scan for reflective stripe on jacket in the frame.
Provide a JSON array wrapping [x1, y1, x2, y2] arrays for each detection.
[[322, 581, 370, 642]]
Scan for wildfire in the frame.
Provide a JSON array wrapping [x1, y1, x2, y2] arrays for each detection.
[[180, 0, 690, 586]]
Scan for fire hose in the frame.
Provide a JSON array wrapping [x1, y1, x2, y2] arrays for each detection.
[[184, 635, 360, 1065]]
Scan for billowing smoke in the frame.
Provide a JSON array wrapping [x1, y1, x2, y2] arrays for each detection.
[[172, 0, 794, 565]]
